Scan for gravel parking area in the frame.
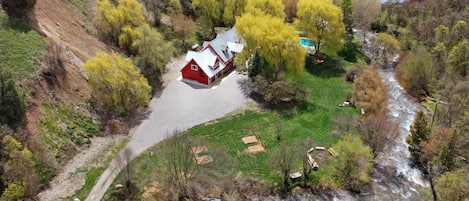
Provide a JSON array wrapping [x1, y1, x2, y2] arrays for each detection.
[[87, 55, 250, 201]]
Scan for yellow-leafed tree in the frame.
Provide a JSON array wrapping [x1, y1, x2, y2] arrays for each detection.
[[296, 0, 345, 55], [244, 0, 286, 19], [94, 0, 146, 49], [84, 53, 151, 116], [235, 13, 305, 79]]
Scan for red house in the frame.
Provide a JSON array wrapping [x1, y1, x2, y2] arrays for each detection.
[[181, 28, 244, 85]]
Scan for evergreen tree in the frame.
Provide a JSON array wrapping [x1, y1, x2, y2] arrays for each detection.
[[0, 70, 26, 125], [340, 0, 354, 44], [438, 130, 458, 171], [406, 110, 431, 165], [248, 50, 262, 79]]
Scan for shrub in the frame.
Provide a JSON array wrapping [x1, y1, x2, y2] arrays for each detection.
[[1, 0, 36, 16], [338, 42, 359, 62], [0, 70, 26, 125]]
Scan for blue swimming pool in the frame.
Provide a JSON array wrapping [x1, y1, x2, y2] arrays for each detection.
[[300, 37, 316, 47]]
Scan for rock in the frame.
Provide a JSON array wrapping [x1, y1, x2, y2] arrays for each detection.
[[115, 184, 123, 188], [105, 119, 128, 134], [73, 198, 80, 201]]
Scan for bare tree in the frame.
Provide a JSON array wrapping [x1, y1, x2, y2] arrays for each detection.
[[294, 138, 315, 187], [157, 132, 201, 200], [359, 114, 399, 157], [171, 13, 195, 44], [268, 141, 296, 193], [353, 0, 381, 42]]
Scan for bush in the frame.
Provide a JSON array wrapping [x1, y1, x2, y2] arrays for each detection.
[[1, 0, 36, 16], [252, 76, 310, 106], [353, 68, 387, 115], [0, 70, 26, 125], [338, 42, 359, 62]]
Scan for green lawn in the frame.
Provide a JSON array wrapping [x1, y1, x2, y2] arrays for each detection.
[[0, 10, 47, 80], [187, 62, 357, 180]]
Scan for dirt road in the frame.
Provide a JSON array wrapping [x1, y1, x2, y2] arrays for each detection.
[[86, 56, 250, 201]]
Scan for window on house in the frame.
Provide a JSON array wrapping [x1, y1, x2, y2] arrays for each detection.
[[191, 64, 198, 71]]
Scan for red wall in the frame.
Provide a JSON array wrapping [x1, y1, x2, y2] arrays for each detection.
[[181, 59, 209, 85]]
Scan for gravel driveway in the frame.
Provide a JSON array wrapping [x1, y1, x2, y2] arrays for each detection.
[[86, 56, 249, 201]]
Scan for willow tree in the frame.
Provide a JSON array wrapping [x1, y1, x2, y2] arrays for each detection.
[[84, 53, 151, 116], [235, 13, 305, 80], [223, 0, 246, 27], [192, 0, 221, 39], [296, 0, 345, 55], [132, 24, 174, 87], [94, 0, 146, 49], [244, 0, 286, 19]]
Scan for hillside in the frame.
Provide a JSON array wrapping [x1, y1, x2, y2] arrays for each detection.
[[0, 0, 122, 199]]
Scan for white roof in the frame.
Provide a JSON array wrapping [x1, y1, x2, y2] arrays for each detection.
[[227, 42, 244, 53], [203, 28, 245, 62], [185, 50, 222, 78]]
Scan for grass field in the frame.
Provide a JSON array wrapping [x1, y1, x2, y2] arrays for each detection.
[[0, 10, 47, 80], [187, 58, 357, 181]]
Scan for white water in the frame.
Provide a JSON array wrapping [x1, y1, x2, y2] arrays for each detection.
[[377, 68, 429, 188]]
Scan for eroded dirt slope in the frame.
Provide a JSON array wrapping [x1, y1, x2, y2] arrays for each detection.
[[23, 0, 115, 199]]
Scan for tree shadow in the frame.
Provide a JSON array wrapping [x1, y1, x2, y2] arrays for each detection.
[[237, 77, 253, 98], [3, 14, 33, 32], [305, 54, 346, 78]]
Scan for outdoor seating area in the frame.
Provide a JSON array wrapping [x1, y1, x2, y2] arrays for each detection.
[[190, 146, 213, 165]]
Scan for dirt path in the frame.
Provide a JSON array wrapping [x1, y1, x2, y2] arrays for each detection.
[[37, 136, 126, 201]]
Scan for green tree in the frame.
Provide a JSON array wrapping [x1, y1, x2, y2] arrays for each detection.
[[93, 0, 146, 46], [434, 25, 449, 45], [434, 170, 469, 201], [402, 49, 435, 97], [223, 0, 246, 27], [1, 181, 26, 201], [132, 24, 174, 87], [447, 39, 469, 79], [333, 134, 373, 192], [1, 135, 40, 200], [248, 50, 263, 79], [339, 0, 353, 44], [192, 0, 221, 39], [0, 70, 26, 125], [235, 13, 305, 80], [449, 20, 467, 47], [84, 53, 151, 116], [244, 0, 286, 19], [438, 130, 458, 171], [406, 110, 431, 165], [167, 0, 183, 16], [1, 0, 36, 16], [296, 0, 345, 55], [370, 33, 401, 64]]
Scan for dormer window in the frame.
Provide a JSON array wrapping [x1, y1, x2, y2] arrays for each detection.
[[191, 64, 198, 71]]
